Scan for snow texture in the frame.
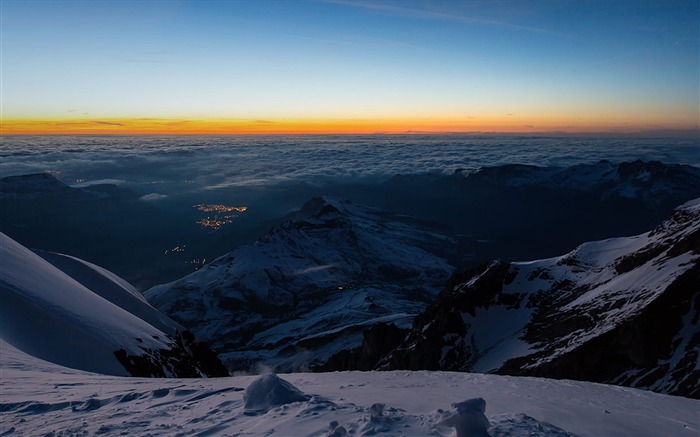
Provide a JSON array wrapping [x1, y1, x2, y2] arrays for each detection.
[[1, 342, 697, 436]]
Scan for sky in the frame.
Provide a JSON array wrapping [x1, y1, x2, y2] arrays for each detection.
[[1, 0, 698, 135]]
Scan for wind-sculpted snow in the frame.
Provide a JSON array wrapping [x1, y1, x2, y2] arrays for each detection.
[[243, 373, 311, 412], [0, 233, 226, 377], [1, 342, 697, 436], [146, 196, 463, 371], [383, 199, 700, 397]]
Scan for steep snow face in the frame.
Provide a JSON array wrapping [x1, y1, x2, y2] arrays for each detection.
[[1, 342, 698, 437], [146, 197, 463, 371], [0, 233, 226, 377], [35, 250, 181, 335], [385, 199, 700, 398]]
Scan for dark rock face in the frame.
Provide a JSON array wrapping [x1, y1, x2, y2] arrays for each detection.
[[114, 331, 229, 378], [384, 261, 514, 372], [502, 265, 699, 398], [372, 200, 700, 398], [314, 323, 408, 372]]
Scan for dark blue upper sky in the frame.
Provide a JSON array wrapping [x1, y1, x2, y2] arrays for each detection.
[[2, 0, 698, 134]]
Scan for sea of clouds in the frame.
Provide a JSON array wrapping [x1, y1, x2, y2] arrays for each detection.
[[2, 135, 697, 196]]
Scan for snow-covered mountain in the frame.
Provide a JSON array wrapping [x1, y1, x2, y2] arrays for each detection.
[[393, 160, 700, 209], [146, 197, 464, 371], [368, 199, 699, 398], [0, 173, 71, 199], [0, 233, 227, 377], [377, 159, 700, 263], [1, 340, 698, 437]]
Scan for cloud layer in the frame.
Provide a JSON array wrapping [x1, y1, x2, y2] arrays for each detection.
[[2, 135, 697, 198]]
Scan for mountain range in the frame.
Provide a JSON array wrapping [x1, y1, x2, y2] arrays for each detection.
[[146, 195, 700, 398], [2, 160, 699, 399], [330, 198, 700, 398]]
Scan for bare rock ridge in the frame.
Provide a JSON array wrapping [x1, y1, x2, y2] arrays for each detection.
[[341, 199, 699, 398]]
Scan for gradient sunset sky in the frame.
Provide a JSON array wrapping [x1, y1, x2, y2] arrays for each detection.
[[1, 0, 698, 134]]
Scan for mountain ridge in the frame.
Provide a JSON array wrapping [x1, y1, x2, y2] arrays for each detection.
[[334, 199, 700, 398]]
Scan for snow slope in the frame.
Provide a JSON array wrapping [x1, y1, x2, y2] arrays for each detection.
[[382, 199, 700, 397], [0, 233, 226, 377], [0, 340, 697, 437], [146, 197, 463, 371]]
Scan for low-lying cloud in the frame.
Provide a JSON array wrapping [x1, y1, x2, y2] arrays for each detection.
[[2, 135, 697, 201], [140, 193, 168, 201]]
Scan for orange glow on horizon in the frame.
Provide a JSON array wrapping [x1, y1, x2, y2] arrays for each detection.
[[1, 116, 696, 136]]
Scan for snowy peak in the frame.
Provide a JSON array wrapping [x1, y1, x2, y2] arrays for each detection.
[[146, 197, 464, 372], [0, 233, 227, 377], [288, 195, 347, 221], [379, 200, 700, 398]]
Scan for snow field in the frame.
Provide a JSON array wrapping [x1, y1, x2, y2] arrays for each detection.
[[1, 341, 697, 437]]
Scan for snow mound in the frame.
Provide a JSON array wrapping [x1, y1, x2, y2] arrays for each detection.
[[243, 373, 311, 412], [438, 398, 490, 437]]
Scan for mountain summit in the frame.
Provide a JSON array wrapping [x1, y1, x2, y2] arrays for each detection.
[[146, 196, 464, 371]]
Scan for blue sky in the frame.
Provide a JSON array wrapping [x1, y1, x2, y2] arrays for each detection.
[[2, 0, 698, 133]]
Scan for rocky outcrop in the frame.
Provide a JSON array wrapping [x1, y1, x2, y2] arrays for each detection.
[[115, 330, 229, 378], [313, 323, 408, 372]]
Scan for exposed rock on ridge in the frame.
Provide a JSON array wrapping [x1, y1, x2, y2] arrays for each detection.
[[337, 199, 700, 398]]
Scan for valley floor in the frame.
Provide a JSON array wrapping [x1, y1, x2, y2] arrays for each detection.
[[1, 342, 697, 437]]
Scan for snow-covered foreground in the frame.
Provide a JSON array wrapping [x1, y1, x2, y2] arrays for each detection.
[[1, 341, 697, 437]]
